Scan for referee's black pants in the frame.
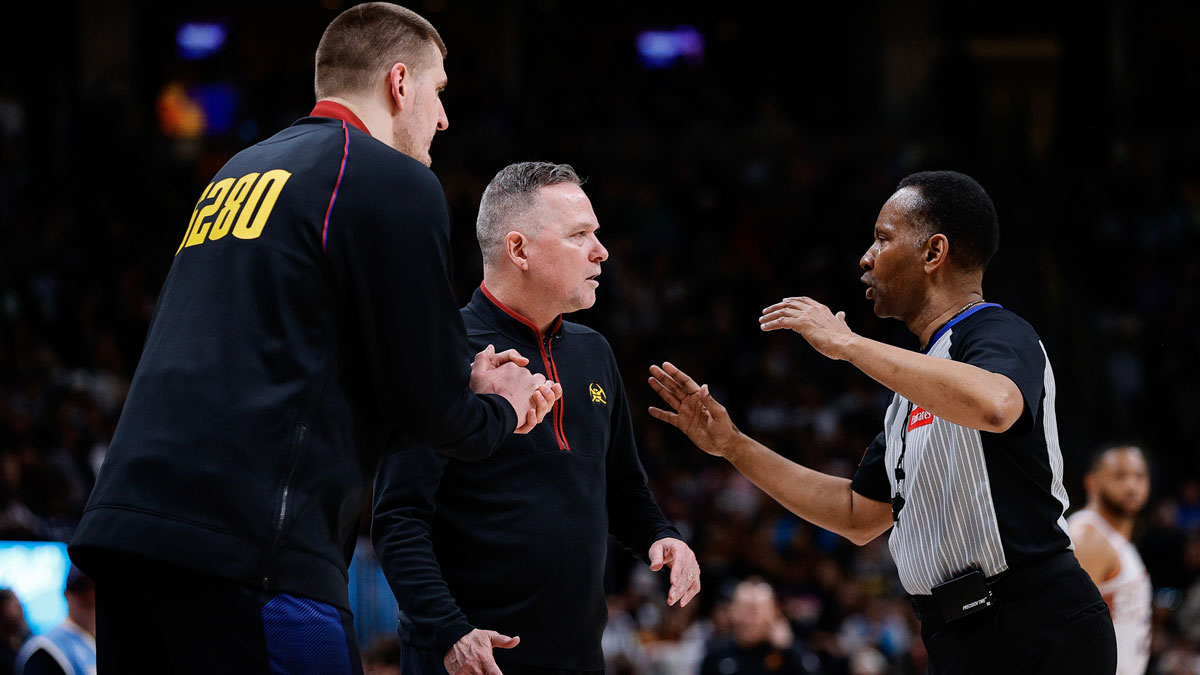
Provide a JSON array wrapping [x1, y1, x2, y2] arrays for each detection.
[[87, 551, 363, 675], [915, 551, 1117, 674]]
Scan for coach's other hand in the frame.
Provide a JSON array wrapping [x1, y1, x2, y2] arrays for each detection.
[[648, 362, 740, 457], [470, 345, 561, 433], [759, 296, 853, 360], [444, 628, 520, 675], [649, 537, 701, 607], [515, 380, 561, 434]]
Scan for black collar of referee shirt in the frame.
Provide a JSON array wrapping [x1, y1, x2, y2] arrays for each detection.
[[309, 100, 369, 134], [920, 302, 1003, 354], [472, 283, 565, 347]]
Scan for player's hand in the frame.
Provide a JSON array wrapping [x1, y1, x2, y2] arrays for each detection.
[[470, 344, 530, 390], [514, 380, 561, 434], [649, 537, 701, 607], [648, 362, 740, 457], [470, 344, 560, 433], [444, 629, 520, 675], [759, 296, 854, 360]]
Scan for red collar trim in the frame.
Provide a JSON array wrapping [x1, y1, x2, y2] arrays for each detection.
[[479, 283, 562, 337], [310, 100, 369, 134]]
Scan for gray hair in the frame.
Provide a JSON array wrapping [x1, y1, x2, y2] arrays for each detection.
[[476, 162, 583, 267]]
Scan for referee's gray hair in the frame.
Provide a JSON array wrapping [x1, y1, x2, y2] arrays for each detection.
[[476, 162, 583, 267]]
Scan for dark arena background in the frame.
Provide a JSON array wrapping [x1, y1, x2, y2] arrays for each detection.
[[1, 1, 1198, 673]]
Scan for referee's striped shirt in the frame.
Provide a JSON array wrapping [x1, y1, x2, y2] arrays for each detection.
[[851, 304, 1072, 596]]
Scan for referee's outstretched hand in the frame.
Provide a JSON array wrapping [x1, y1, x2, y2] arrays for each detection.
[[648, 362, 740, 458], [444, 628, 520, 675], [759, 296, 853, 361]]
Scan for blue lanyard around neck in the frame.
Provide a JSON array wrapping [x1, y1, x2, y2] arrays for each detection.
[[922, 303, 1002, 354]]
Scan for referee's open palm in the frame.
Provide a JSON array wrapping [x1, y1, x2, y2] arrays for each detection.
[[648, 362, 740, 457], [759, 296, 852, 361]]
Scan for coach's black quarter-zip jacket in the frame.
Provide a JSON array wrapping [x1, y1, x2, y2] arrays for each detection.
[[70, 103, 517, 611], [372, 285, 681, 671]]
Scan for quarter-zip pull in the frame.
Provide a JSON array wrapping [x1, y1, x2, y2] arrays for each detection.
[[542, 333, 569, 451], [476, 285, 570, 449]]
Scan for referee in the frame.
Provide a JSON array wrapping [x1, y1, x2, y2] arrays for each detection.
[[649, 171, 1117, 673]]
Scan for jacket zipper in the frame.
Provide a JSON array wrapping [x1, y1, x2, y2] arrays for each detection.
[[539, 334, 569, 451], [262, 423, 309, 589]]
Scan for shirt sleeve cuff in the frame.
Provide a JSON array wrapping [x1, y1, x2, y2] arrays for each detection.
[[484, 392, 519, 435], [433, 620, 477, 660], [637, 526, 684, 564], [851, 474, 892, 504]]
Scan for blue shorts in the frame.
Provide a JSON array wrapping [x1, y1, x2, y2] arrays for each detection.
[[89, 551, 362, 675]]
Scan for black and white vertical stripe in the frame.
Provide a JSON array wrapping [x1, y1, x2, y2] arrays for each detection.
[[883, 329, 1067, 595], [1040, 343, 1072, 540]]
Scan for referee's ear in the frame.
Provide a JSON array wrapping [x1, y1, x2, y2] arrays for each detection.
[[923, 233, 950, 273]]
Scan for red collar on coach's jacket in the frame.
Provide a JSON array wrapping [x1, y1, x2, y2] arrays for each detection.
[[476, 282, 564, 345]]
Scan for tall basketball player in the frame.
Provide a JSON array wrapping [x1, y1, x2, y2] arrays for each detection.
[[1069, 445, 1153, 675]]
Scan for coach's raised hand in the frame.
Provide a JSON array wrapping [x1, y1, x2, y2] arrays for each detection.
[[648, 362, 741, 457], [471, 345, 561, 434]]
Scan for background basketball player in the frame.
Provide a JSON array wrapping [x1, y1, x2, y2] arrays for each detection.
[[1070, 445, 1154, 675]]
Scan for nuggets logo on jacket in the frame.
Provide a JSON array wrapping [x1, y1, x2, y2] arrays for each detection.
[[589, 383, 606, 405], [908, 406, 934, 432]]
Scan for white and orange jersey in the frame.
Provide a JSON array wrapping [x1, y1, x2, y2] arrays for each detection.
[[1068, 509, 1152, 675]]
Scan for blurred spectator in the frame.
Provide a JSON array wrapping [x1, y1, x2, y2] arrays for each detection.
[[0, 590, 29, 675], [699, 579, 820, 675], [1176, 480, 1200, 532], [362, 636, 403, 675], [642, 601, 708, 675], [846, 648, 887, 675], [15, 567, 95, 675], [603, 593, 651, 675], [836, 596, 912, 664]]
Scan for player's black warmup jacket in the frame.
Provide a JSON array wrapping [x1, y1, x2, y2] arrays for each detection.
[[70, 103, 517, 611], [372, 285, 680, 671]]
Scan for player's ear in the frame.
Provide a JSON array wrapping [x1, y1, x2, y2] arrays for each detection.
[[924, 233, 949, 272], [388, 63, 408, 110], [506, 232, 530, 271]]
